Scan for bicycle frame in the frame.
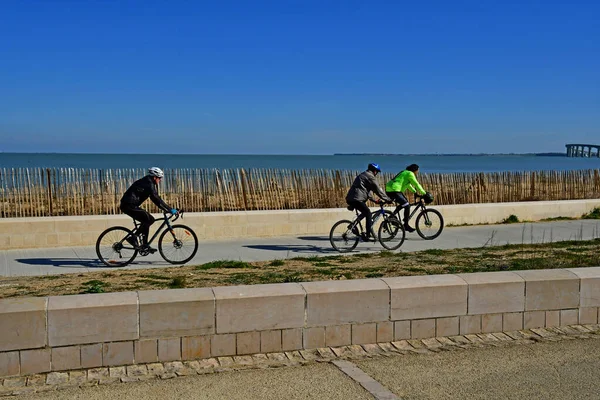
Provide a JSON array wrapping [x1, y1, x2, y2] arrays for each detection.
[[389, 198, 427, 223], [130, 212, 182, 245]]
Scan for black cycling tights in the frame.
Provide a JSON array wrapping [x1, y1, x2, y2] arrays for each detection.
[[120, 205, 155, 245], [347, 200, 373, 236]]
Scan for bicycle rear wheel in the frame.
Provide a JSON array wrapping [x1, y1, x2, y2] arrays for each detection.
[[378, 218, 406, 250], [158, 224, 199, 264], [329, 219, 360, 252], [96, 226, 138, 267], [415, 209, 444, 240]]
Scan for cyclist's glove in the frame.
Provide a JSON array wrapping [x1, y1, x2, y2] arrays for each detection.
[[171, 208, 178, 215]]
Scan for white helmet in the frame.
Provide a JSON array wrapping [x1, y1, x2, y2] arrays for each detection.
[[148, 167, 164, 178]]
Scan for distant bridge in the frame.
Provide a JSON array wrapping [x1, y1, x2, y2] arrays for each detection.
[[565, 144, 600, 158]]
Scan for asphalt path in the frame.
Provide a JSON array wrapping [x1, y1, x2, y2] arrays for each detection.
[[1, 220, 599, 277]]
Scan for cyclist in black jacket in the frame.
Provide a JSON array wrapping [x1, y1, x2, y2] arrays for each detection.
[[120, 167, 177, 252]]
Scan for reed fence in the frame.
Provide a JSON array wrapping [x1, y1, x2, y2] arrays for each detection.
[[1, 168, 600, 218]]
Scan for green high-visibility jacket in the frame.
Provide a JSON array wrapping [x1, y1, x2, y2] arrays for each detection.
[[385, 170, 426, 194]]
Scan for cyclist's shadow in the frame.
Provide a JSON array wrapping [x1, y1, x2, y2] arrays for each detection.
[[15, 258, 157, 268]]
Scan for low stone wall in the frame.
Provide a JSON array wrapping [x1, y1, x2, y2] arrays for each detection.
[[1, 199, 600, 250], [2, 267, 600, 380]]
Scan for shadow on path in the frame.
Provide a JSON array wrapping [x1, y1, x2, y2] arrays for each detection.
[[15, 258, 159, 268], [243, 244, 337, 254]]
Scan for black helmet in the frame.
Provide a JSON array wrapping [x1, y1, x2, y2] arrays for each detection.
[[367, 163, 381, 173], [423, 192, 434, 204]]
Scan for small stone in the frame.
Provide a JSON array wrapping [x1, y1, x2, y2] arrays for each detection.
[[3, 377, 26, 387], [504, 331, 525, 340], [164, 361, 185, 374], [436, 337, 458, 346], [69, 371, 87, 386], [347, 345, 369, 358], [8, 387, 36, 395], [284, 351, 305, 363], [449, 336, 471, 345], [407, 340, 426, 349], [421, 338, 442, 349], [391, 340, 414, 351], [491, 332, 512, 341], [46, 372, 69, 385], [99, 377, 120, 385], [109, 366, 126, 378], [530, 328, 556, 338], [26, 374, 47, 387], [377, 342, 401, 354], [120, 376, 141, 383], [196, 358, 219, 371], [87, 368, 109, 381], [233, 356, 254, 366], [362, 344, 386, 355], [127, 365, 148, 377], [464, 335, 484, 343], [184, 361, 201, 371], [477, 333, 499, 342], [299, 349, 320, 361], [267, 352, 290, 363], [217, 357, 235, 368], [315, 348, 336, 360], [146, 363, 165, 376], [571, 325, 592, 333]]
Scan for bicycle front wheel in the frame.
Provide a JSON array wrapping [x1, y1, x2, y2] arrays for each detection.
[[158, 224, 199, 264], [415, 209, 444, 240], [371, 209, 393, 240], [329, 219, 360, 253], [378, 218, 406, 250], [96, 226, 138, 267]]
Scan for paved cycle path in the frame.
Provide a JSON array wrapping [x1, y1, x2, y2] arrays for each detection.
[[1, 219, 599, 277]]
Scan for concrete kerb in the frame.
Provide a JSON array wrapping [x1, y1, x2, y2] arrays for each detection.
[[2, 199, 600, 250]]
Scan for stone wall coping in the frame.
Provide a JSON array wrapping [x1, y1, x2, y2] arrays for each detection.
[[48, 292, 139, 310], [383, 274, 468, 289], [514, 269, 580, 282], [213, 283, 305, 299], [566, 267, 600, 279], [457, 271, 525, 284], [300, 279, 389, 294], [0, 297, 47, 314], [138, 288, 214, 304]]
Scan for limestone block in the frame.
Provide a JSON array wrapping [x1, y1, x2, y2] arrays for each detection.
[[377, 322, 394, 343], [135, 339, 158, 364], [214, 283, 304, 333], [182, 336, 210, 360], [20, 349, 51, 375], [211, 334, 236, 357], [158, 338, 181, 362], [48, 292, 138, 346], [481, 314, 503, 333], [436, 317, 459, 337], [139, 288, 215, 337], [579, 307, 598, 325], [81, 344, 103, 368], [51, 346, 81, 371], [9, 235, 24, 248], [460, 315, 481, 335], [458, 272, 524, 314], [0, 352, 19, 377], [560, 309, 578, 326], [303, 279, 389, 326], [325, 325, 351, 347], [103, 342, 134, 367], [566, 267, 600, 307], [394, 321, 410, 340], [0, 297, 47, 351], [384, 275, 467, 320], [282, 329, 303, 351], [524, 311, 545, 329], [260, 330, 282, 353], [351, 323, 376, 345], [0, 234, 10, 249], [236, 332, 260, 355], [303, 327, 325, 349], [515, 269, 579, 311], [411, 319, 435, 339], [503, 312, 523, 331], [546, 310, 560, 327]]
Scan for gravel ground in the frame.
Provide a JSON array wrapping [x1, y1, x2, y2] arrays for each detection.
[[357, 337, 600, 399], [17, 363, 371, 400]]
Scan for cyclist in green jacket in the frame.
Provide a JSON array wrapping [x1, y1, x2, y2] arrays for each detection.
[[385, 164, 426, 232]]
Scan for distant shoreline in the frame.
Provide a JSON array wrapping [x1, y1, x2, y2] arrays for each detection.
[[333, 152, 567, 157]]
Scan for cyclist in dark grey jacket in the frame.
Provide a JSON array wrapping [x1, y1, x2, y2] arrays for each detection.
[[346, 163, 391, 241], [120, 167, 177, 252]]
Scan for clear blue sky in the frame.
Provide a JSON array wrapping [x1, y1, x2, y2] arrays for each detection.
[[1, 0, 598, 154]]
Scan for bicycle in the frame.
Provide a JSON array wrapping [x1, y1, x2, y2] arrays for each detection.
[[329, 201, 406, 252], [387, 193, 444, 240], [96, 209, 199, 267]]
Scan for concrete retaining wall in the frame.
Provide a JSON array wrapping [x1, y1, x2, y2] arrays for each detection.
[[2, 267, 600, 378], [1, 199, 600, 250]]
